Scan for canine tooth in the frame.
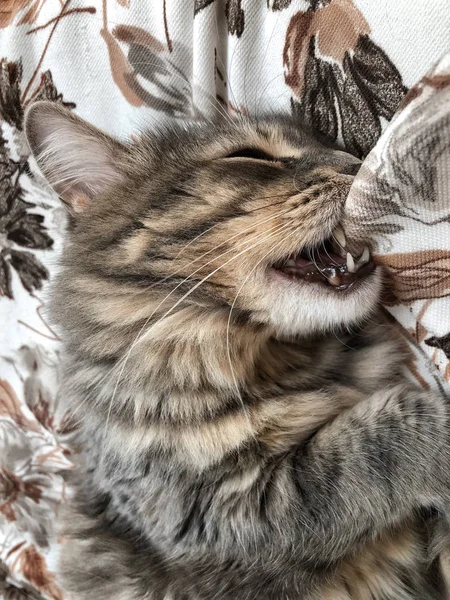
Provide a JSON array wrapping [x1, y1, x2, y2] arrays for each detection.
[[328, 274, 343, 286], [285, 259, 296, 267], [334, 228, 346, 248], [357, 246, 370, 265], [346, 252, 356, 273]]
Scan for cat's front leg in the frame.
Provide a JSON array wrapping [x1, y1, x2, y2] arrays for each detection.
[[280, 384, 450, 566]]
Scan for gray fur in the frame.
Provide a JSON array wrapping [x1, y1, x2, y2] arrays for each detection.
[[24, 102, 450, 599]]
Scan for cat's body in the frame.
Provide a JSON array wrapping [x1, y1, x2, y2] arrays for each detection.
[[25, 103, 450, 599], [59, 320, 444, 600]]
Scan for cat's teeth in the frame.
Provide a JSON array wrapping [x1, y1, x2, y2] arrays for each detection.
[[357, 246, 370, 266], [285, 259, 296, 267], [346, 252, 356, 273], [334, 228, 346, 249]]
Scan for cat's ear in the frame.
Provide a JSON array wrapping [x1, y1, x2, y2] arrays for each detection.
[[25, 101, 127, 213]]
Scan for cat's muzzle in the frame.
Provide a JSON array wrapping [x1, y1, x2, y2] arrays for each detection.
[[272, 228, 374, 291]]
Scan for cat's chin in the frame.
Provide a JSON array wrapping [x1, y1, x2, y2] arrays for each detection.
[[261, 266, 382, 336], [254, 233, 382, 336]]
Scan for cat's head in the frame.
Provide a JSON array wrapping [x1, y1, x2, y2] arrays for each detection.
[[25, 102, 380, 350]]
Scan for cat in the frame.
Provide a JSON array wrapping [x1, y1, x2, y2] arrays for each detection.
[[25, 101, 450, 600]]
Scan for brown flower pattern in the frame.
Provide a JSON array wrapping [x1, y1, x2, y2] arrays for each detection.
[[105, 24, 193, 116], [375, 251, 450, 304], [0, 59, 76, 300], [0, 6, 83, 595], [0, 0, 35, 29], [344, 54, 450, 396], [426, 333, 450, 361], [268, 0, 293, 10], [0, 374, 73, 598], [283, 0, 407, 158], [1, 0, 450, 597]]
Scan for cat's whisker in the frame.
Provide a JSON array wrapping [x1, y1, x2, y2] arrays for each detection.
[[331, 329, 357, 351], [102, 220, 296, 436], [136, 221, 293, 342], [172, 193, 290, 261], [322, 241, 340, 266], [128, 211, 291, 317], [310, 247, 330, 284], [67, 215, 295, 421], [119, 214, 290, 337], [255, 74, 285, 118], [88, 201, 291, 315], [226, 226, 302, 436]]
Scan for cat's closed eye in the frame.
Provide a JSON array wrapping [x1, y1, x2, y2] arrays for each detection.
[[224, 147, 277, 161]]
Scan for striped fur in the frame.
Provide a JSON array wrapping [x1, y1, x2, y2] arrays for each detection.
[[25, 103, 450, 599]]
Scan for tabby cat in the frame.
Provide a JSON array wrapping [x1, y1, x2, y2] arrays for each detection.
[[25, 101, 450, 600]]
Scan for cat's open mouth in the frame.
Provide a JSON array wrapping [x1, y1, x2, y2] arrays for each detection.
[[272, 228, 374, 292]]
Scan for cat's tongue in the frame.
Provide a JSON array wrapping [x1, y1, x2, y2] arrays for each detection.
[[278, 246, 373, 290]]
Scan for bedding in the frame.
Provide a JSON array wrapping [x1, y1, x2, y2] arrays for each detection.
[[0, 1, 449, 597]]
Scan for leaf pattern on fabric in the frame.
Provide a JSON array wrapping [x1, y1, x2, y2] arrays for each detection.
[[351, 35, 406, 120], [375, 250, 450, 304], [268, 0, 293, 10], [2, 542, 64, 600], [15, 545, 63, 600], [0, 0, 35, 29], [16, 0, 41, 26], [225, 0, 244, 37], [1, 5, 95, 591], [105, 24, 193, 116], [194, 0, 215, 15], [0, 59, 76, 299], [339, 47, 381, 157], [0, 133, 51, 299], [0, 59, 23, 129], [344, 53, 450, 399], [30, 71, 76, 109], [399, 72, 450, 111], [284, 0, 407, 158], [0, 558, 44, 599], [426, 333, 450, 360], [0, 1, 449, 596], [0, 365, 73, 597], [101, 27, 145, 107], [290, 37, 340, 142], [0, 380, 39, 432], [0, 378, 72, 544], [344, 82, 450, 251]]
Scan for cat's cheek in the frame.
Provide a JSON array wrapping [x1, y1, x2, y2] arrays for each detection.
[[258, 267, 383, 336]]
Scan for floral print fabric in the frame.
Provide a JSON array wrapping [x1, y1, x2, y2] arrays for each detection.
[[344, 53, 450, 398], [0, 0, 449, 597]]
